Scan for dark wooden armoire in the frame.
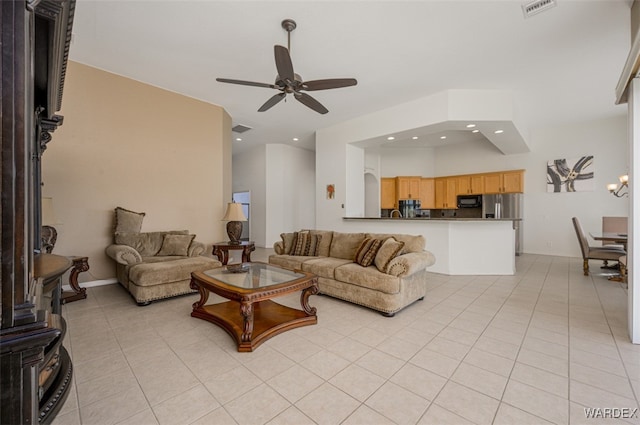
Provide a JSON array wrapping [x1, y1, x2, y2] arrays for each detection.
[[1, 1, 76, 424]]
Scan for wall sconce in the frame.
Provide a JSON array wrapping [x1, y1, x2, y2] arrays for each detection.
[[607, 174, 629, 197]]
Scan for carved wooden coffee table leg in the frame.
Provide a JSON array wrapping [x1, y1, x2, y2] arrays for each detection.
[[190, 277, 210, 309], [301, 280, 318, 315], [240, 301, 254, 343]]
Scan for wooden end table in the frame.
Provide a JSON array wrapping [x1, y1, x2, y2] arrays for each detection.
[[212, 241, 255, 265], [61, 256, 89, 304], [190, 262, 318, 352]]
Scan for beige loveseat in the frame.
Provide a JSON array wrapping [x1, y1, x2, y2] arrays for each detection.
[[105, 207, 221, 305], [269, 230, 436, 316]]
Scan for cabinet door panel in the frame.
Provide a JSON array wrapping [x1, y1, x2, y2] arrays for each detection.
[[503, 171, 523, 193], [483, 173, 502, 194], [420, 178, 435, 209], [470, 175, 484, 194], [381, 178, 397, 209]]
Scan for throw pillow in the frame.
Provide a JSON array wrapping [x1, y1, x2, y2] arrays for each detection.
[[114, 207, 145, 233], [290, 231, 310, 256], [307, 234, 322, 256], [280, 233, 296, 254], [374, 237, 405, 273], [354, 238, 384, 267], [115, 230, 189, 256], [157, 234, 196, 256]]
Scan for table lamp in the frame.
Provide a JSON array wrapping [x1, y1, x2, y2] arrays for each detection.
[[221, 202, 247, 244], [41, 197, 58, 253]]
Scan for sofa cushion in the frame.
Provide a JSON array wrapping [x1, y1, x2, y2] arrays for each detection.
[[115, 207, 145, 233], [302, 257, 352, 279], [268, 255, 315, 271], [374, 237, 405, 273], [354, 238, 384, 267], [334, 263, 401, 294], [129, 256, 220, 287], [115, 230, 189, 256], [329, 232, 366, 260], [366, 233, 425, 253], [157, 234, 195, 256]]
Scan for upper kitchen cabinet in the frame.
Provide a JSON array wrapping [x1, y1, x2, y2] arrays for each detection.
[[457, 174, 484, 195], [381, 177, 397, 209], [483, 170, 524, 193], [434, 177, 458, 209], [396, 176, 421, 200], [419, 178, 435, 209]]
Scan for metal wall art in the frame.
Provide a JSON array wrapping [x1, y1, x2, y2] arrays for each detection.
[[547, 156, 594, 192]]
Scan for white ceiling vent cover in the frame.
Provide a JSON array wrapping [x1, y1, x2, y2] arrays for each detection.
[[232, 124, 252, 133], [522, 0, 557, 18]]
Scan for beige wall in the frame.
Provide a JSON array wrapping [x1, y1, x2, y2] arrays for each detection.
[[43, 61, 231, 282]]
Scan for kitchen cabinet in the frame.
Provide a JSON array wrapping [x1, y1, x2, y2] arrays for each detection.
[[434, 177, 458, 209], [483, 170, 524, 194], [396, 176, 421, 200], [381, 177, 397, 209], [419, 178, 435, 209], [457, 174, 484, 195]]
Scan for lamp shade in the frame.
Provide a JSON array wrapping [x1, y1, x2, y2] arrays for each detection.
[[221, 202, 247, 222], [41, 197, 58, 225]]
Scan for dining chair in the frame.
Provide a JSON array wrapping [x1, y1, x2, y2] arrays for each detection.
[[572, 217, 626, 276]]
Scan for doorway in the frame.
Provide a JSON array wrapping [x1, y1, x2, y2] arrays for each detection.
[[232, 191, 250, 241]]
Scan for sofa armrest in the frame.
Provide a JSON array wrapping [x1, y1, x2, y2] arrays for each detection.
[[189, 240, 206, 257], [386, 251, 436, 277], [274, 241, 285, 255], [105, 244, 143, 265]]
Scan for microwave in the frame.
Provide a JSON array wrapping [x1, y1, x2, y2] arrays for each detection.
[[457, 194, 482, 208]]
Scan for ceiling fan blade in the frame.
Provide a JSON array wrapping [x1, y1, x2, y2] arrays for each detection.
[[258, 92, 286, 112], [274, 45, 295, 83], [216, 78, 277, 89], [302, 78, 358, 91], [294, 92, 328, 114]]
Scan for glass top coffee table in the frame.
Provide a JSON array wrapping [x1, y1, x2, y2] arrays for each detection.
[[190, 262, 318, 352]]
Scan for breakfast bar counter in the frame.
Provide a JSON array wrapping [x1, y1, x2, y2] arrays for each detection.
[[342, 217, 517, 275]]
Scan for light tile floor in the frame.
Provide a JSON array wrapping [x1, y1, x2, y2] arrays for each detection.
[[52, 250, 639, 425]]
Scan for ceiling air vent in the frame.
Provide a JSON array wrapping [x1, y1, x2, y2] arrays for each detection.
[[232, 124, 252, 133], [522, 0, 556, 18]]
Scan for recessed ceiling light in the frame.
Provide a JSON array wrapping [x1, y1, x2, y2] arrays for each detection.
[[387, 136, 395, 141], [440, 136, 447, 140], [472, 129, 479, 133], [494, 130, 504, 134], [466, 124, 476, 128], [293, 138, 299, 141], [412, 136, 418, 140], [235, 138, 242, 141]]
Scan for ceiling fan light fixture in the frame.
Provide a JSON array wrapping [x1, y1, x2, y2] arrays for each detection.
[[215, 19, 357, 115]]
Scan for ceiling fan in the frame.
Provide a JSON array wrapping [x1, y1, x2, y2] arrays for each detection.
[[216, 19, 357, 115]]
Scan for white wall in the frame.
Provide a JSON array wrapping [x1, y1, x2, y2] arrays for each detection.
[[233, 145, 267, 247], [234, 143, 315, 248], [265, 144, 315, 245], [377, 147, 437, 177]]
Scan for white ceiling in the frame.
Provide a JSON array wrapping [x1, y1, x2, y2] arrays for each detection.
[[68, 1, 632, 155]]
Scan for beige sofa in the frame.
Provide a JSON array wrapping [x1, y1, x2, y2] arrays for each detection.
[[105, 207, 221, 305], [269, 230, 436, 316]]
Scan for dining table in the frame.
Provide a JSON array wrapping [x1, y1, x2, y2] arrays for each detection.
[[590, 231, 628, 251], [589, 231, 628, 282]]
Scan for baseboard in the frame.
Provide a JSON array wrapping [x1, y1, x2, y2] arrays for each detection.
[[61, 278, 117, 292]]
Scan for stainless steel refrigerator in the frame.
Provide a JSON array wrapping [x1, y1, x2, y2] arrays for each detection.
[[482, 193, 524, 255]]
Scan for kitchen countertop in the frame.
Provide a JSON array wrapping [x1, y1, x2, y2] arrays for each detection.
[[343, 217, 521, 221]]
